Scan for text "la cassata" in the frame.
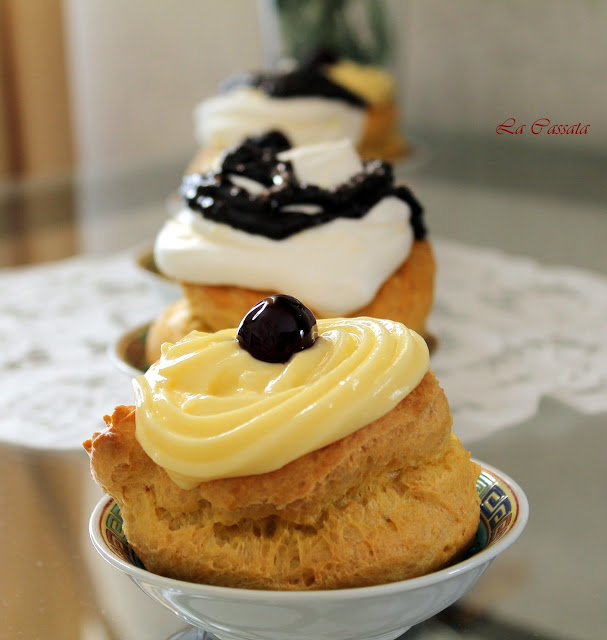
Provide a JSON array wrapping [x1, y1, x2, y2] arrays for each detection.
[[497, 118, 590, 135]]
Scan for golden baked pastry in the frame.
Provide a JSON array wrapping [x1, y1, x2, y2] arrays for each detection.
[[325, 59, 407, 162], [358, 102, 407, 161], [145, 239, 435, 365], [85, 374, 478, 590], [86, 306, 479, 591]]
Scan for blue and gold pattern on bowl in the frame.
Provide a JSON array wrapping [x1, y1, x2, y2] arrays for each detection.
[[98, 500, 145, 569], [467, 467, 521, 557]]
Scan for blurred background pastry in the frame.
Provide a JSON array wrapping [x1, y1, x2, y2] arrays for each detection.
[[191, 56, 405, 173], [189, 64, 368, 171], [190, 0, 407, 172]]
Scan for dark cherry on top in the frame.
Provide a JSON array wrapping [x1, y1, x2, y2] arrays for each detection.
[[237, 295, 318, 364]]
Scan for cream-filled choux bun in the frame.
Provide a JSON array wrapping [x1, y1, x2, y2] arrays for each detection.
[[189, 57, 407, 174], [189, 63, 365, 173], [146, 134, 434, 366], [85, 296, 480, 591]]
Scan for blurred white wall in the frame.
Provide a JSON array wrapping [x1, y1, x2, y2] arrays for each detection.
[[405, 0, 607, 150], [62, 0, 606, 179], [62, 0, 262, 175]]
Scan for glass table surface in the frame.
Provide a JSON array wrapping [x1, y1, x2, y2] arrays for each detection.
[[1, 135, 605, 640]]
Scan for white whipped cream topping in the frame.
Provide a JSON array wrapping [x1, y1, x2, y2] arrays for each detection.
[[194, 87, 365, 151], [277, 140, 363, 189], [154, 196, 412, 316]]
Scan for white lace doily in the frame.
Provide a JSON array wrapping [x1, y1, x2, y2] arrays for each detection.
[[1, 238, 606, 450], [430, 239, 607, 441], [0, 255, 160, 450]]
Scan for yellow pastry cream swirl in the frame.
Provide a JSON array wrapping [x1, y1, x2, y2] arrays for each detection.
[[133, 317, 429, 489]]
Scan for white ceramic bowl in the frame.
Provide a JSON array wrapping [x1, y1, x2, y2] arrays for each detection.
[[133, 243, 181, 305], [89, 461, 528, 640], [107, 322, 151, 378]]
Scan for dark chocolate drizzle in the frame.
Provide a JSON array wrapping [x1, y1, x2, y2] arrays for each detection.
[[219, 130, 291, 187], [220, 67, 367, 108], [180, 132, 427, 242]]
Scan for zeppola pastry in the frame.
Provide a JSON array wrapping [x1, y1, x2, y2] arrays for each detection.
[[146, 133, 434, 365], [190, 65, 365, 172], [85, 296, 480, 590], [190, 57, 405, 173]]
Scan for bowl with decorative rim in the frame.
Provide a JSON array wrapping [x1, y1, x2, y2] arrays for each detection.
[[107, 322, 151, 378], [133, 243, 181, 305], [89, 461, 528, 640]]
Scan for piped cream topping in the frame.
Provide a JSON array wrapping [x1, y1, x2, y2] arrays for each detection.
[[154, 196, 412, 316], [277, 139, 363, 189], [193, 87, 365, 151], [154, 139, 413, 315], [133, 318, 429, 488]]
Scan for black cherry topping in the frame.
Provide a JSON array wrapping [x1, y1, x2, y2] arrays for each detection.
[[220, 67, 366, 108], [180, 133, 427, 242], [237, 295, 318, 364]]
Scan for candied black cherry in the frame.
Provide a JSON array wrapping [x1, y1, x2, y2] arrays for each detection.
[[237, 295, 318, 364]]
